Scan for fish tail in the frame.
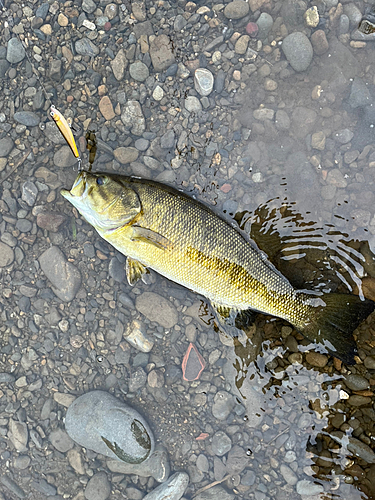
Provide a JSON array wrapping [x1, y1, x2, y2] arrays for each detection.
[[295, 293, 375, 364]]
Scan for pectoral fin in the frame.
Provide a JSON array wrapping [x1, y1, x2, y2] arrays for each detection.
[[126, 257, 151, 286], [131, 226, 173, 251]]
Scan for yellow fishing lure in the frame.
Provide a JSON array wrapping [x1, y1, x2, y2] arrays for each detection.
[[50, 105, 81, 165]]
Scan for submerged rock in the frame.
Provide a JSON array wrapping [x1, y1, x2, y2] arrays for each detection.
[[65, 391, 154, 464]]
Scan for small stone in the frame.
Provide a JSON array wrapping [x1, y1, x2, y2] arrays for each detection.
[[0, 137, 14, 157], [196, 454, 209, 473], [185, 96, 202, 113], [264, 78, 277, 91], [9, 419, 28, 452], [305, 352, 328, 368], [22, 181, 38, 206], [235, 35, 250, 55], [253, 108, 274, 121], [282, 32, 313, 72], [224, 1, 250, 20], [280, 464, 298, 485], [65, 391, 154, 463], [114, 147, 139, 164], [99, 96, 115, 121], [36, 212, 66, 232], [49, 428, 74, 453], [348, 395, 372, 406], [13, 111, 40, 127], [13, 455, 31, 470], [148, 369, 164, 388], [0, 242, 14, 267], [211, 431, 232, 456], [256, 12, 273, 39], [111, 49, 127, 81], [351, 209, 371, 228], [212, 391, 235, 420], [296, 480, 324, 496], [311, 131, 326, 150], [364, 356, 375, 369], [152, 85, 164, 101], [53, 392, 76, 407], [54, 145, 78, 168], [6, 38, 26, 63], [129, 61, 150, 82], [136, 292, 178, 328], [129, 367, 147, 392], [75, 38, 99, 57], [311, 29, 329, 55], [334, 128, 354, 144], [82, 0, 96, 14], [58, 13, 69, 27], [182, 343, 206, 381], [349, 78, 371, 109], [84, 472, 111, 500], [194, 68, 214, 97], [246, 22, 259, 37], [160, 129, 175, 149], [304, 6, 319, 28], [121, 100, 145, 136], [345, 374, 369, 391], [194, 485, 234, 500], [67, 448, 85, 474], [326, 168, 347, 188], [141, 472, 189, 500], [150, 35, 175, 72]]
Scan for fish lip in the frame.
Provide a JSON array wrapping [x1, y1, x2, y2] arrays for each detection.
[[62, 171, 88, 198]]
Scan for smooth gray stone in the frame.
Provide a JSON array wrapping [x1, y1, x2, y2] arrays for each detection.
[[13, 111, 40, 126], [143, 472, 189, 500], [65, 391, 154, 464], [0, 137, 14, 157], [282, 32, 313, 72], [6, 38, 26, 64], [75, 38, 99, 57]]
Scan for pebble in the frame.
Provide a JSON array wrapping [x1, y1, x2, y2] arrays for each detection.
[[75, 38, 99, 57], [31, 479, 57, 496], [223, 1, 250, 20], [348, 395, 372, 406], [84, 472, 111, 500], [345, 374, 370, 391], [185, 96, 202, 113], [107, 445, 170, 482], [8, 419, 28, 452], [16, 219, 32, 233], [130, 61, 150, 82], [194, 68, 214, 97], [235, 35, 250, 55], [39, 246, 82, 302], [65, 391, 154, 463], [135, 138, 149, 151], [0, 475, 26, 499], [142, 472, 189, 500], [305, 352, 328, 368], [124, 319, 154, 352], [54, 145, 79, 168], [152, 85, 164, 101], [6, 37, 26, 63], [22, 181, 38, 206], [296, 480, 324, 496], [49, 428, 74, 453], [111, 49, 127, 81], [256, 13, 273, 39], [280, 464, 298, 485], [304, 6, 319, 27], [282, 32, 313, 72], [212, 390, 235, 420], [36, 212, 66, 232], [0, 137, 14, 157], [0, 242, 14, 267], [136, 292, 178, 328], [246, 22, 259, 38], [99, 96, 115, 121], [349, 78, 372, 109], [194, 485, 234, 500], [334, 128, 354, 144], [150, 35, 175, 72], [121, 100, 145, 136], [364, 356, 375, 369], [147, 369, 165, 388], [67, 448, 85, 474], [114, 147, 139, 164], [311, 30, 329, 55], [13, 111, 40, 127], [211, 431, 232, 456]]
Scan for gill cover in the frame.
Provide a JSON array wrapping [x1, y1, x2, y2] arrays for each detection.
[[61, 171, 141, 230]]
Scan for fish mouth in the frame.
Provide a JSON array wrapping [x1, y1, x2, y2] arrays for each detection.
[[61, 171, 87, 199]]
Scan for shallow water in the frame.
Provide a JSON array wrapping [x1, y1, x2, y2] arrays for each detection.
[[1, 1, 375, 499]]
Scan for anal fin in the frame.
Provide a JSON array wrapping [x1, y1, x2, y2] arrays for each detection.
[[126, 257, 151, 286]]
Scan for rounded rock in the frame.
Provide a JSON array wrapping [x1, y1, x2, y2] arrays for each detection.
[[224, 0, 250, 20], [282, 32, 313, 72], [0, 242, 14, 267], [6, 38, 26, 63], [194, 68, 214, 97], [114, 147, 139, 164], [65, 390, 154, 463], [84, 472, 111, 500], [256, 13, 273, 39], [211, 431, 232, 456], [129, 61, 150, 82], [185, 96, 202, 113]]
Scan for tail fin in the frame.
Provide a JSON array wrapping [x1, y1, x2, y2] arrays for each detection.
[[298, 293, 375, 364]]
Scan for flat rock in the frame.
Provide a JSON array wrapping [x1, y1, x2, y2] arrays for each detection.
[[65, 391, 154, 464], [142, 472, 189, 500], [150, 34, 175, 72], [49, 428, 74, 453], [223, 1, 249, 19], [194, 68, 214, 96], [107, 445, 170, 482], [111, 48, 127, 81], [6, 37, 26, 63], [75, 38, 99, 57], [39, 246, 81, 302], [99, 96, 115, 121], [194, 485, 234, 500], [129, 61, 150, 82], [136, 292, 178, 328], [121, 100, 145, 136], [282, 32, 313, 72], [0, 137, 14, 157], [114, 146, 139, 164], [84, 472, 111, 500], [54, 145, 79, 168], [14, 111, 40, 127], [0, 242, 14, 267]]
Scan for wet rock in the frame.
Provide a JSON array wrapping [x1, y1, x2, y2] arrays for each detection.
[[16, 219, 32, 233], [129, 61, 149, 82], [296, 480, 324, 496], [75, 38, 99, 57], [99, 96, 115, 121], [84, 472, 111, 500], [326, 168, 347, 188], [194, 485, 234, 500], [291, 107, 317, 138], [311, 29, 329, 55], [121, 100, 145, 136], [280, 463, 298, 485], [114, 147, 139, 164], [22, 181, 38, 206], [226, 445, 248, 474], [65, 391, 154, 463], [256, 12, 273, 39], [0, 137, 13, 157], [36, 212, 66, 232], [54, 145, 78, 168], [211, 431, 232, 456], [0, 475, 26, 499], [305, 352, 328, 368], [349, 78, 372, 109], [13, 111, 40, 127], [142, 472, 189, 500], [364, 356, 375, 369], [223, 1, 249, 20], [67, 448, 85, 474], [8, 419, 28, 452], [36, 2, 49, 19], [136, 292, 178, 328], [107, 445, 170, 482], [39, 246, 82, 302], [111, 48, 127, 81], [124, 319, 154, 352], [212, 391, 235, 420], [0, 242, 14, 267], [345, 374, 370, 391], [160, 129, 175, 149], [31, 479, 57, 496], [194, 68, 214, 96], [129, 367, 147, 392], [82, 0, 96, 14], [234, 35, 250, 55], [152, 85, 164, 101], [347, 436, 375, 463], [13, 455, 30, 469], [108, 257, 126, 283], [348, 395, 372, 406], [148, 369, 165, 388], [185, 96, 202, 113], [150, 35, 175, 72], [49, 428, 74, 453], [182, 343, 205, 381], [6, 37, 26, 63], [351, 209, 371, 228], [334, 128, 354, 144], [282, 32, 313, 72]]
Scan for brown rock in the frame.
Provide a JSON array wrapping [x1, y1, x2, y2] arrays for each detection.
[[305, 352, 328, 368], [150, 35, 175, 72], [111, 49, 127, 81], [99, 96, 115, 121], [311, 30, 329, 55], [114, 147, 139, 164], [36, 212, 66, 232]]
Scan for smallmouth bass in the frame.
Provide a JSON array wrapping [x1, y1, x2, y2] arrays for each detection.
[[61, 171, 375, 364]]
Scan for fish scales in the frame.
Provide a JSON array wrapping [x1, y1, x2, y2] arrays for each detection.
[[61, 171, 375, 364]]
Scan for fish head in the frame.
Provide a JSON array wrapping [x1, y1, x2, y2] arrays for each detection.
[[61, 171, 141, 230]]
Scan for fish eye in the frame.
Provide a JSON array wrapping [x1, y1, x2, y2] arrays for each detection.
[[96, 176, 105, 186]]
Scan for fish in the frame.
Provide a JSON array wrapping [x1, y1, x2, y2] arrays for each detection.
[[61, 170, 375, 364]]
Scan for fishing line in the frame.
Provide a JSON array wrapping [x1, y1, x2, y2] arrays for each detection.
[[0, 0, 82, 169]]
